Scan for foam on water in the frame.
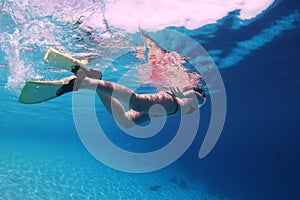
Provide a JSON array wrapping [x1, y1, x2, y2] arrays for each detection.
[[0, 30, 39, 91]]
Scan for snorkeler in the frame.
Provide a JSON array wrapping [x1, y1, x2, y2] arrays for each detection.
[[19, 29, 206, 128], [56, 66, 206, 129]]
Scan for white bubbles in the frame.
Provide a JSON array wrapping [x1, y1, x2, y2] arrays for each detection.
[[2, 29, 40, 91]]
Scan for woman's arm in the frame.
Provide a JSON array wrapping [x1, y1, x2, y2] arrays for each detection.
[[176, 97, 197, 114]]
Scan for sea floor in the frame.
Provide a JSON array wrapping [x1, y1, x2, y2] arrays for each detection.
[[0, 135, 225, 200]]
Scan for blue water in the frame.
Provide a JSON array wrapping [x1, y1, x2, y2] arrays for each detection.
[[1, 0, 300, 199]]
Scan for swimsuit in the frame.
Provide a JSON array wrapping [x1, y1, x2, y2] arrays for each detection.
[[129, 92, 180, 116]]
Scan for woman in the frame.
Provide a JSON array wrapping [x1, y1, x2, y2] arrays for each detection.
[[57, 67, 206, 128]]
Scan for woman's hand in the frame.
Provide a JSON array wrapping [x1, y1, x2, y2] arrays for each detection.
[[170, 87, 185, 98]]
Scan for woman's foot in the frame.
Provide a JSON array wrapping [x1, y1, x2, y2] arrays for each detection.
[[56, 64, 103, 96], [71, 65, 102, 80], [56, 69, 88, 96], [56, 75, 76, 96]]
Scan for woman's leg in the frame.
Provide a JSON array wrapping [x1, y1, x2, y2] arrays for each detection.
[[81, 77, 176, 115], [81, 77, 135, 104]]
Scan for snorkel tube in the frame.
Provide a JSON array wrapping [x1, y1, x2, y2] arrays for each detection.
[[193, 87, 206, 108]]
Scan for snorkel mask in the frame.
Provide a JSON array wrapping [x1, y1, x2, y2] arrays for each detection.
[[193, 87, 206, 107]]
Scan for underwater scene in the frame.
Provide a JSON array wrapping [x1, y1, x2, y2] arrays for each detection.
[[0, 0, 300, 199]]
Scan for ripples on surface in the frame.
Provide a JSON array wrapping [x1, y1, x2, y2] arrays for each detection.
[[0, 0, 277, 93]]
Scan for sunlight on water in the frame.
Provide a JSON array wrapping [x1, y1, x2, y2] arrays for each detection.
[[0, 0, 276, 92]]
